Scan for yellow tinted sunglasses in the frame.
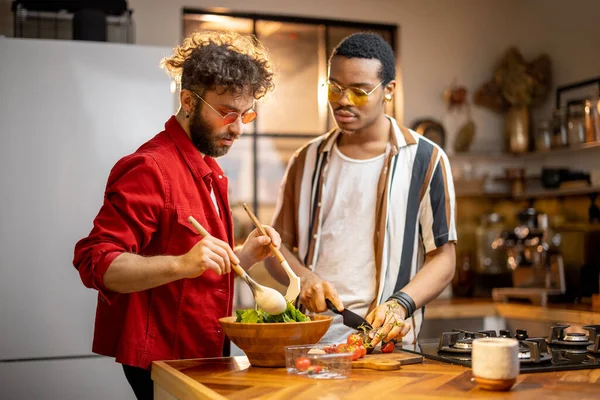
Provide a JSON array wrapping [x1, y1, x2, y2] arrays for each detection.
[[326, 80, 384, 106]]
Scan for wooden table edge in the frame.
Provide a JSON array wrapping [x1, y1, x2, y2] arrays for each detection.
[[152, 360, 228, 400]]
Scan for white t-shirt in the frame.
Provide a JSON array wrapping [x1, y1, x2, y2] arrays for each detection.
[[315, 142, 385, 344]]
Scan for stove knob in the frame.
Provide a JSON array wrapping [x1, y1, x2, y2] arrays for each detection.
[[516, 329, 528, 340], [499, 330, 512, 338]]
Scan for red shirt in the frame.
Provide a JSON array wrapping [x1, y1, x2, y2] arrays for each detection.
[[73, 116, 234, 369]]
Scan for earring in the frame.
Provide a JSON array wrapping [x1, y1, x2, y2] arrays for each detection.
[[185, 111, 189, 118], [384, 95, 392, 102]]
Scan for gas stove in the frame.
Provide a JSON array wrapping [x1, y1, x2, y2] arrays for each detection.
[[584, 325, 600, 354], [401, 325, 600, 373]]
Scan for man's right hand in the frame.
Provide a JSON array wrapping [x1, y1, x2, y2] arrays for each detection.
[[300, 273, 344, 313], [178, 236, 240, 278]]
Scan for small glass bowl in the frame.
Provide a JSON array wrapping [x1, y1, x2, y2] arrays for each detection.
[[284, 344, 353, 379]]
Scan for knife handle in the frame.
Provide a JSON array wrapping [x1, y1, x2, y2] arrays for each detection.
[[325, 299, 342, 315]]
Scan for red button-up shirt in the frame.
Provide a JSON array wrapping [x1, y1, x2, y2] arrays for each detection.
[[73, 116, 234, 369]]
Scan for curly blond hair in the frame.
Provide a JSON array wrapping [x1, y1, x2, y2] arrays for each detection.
[[161, 30, 275, 99]]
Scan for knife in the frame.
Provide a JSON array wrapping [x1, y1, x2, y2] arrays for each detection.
[[325, 299, 373, 331]]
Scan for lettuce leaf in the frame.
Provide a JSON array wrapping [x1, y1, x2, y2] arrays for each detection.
[[235, 302, 310, 323]]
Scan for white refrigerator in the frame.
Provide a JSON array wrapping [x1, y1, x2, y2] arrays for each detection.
[[0, 37, 173, 400]]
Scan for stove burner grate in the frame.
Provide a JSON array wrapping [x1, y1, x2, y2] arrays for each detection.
[[583, 325, 600, 354], [548, 325, 593, 347], [437, 330, 551, 363]]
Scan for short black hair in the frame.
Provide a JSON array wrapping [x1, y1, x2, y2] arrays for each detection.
[[330, 32, 396, 83]]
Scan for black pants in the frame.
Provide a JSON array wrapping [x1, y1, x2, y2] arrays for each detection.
[[122, 364, 153, 400]]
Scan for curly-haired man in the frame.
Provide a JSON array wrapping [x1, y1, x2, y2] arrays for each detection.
[[267, 32, 457, 348], [73, 31, 280, 400]]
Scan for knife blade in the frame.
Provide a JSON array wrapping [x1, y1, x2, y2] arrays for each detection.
[[325, 299, 373, 331]]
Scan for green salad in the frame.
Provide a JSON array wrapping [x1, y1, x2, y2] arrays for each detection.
[[235, 302, 310, 323]]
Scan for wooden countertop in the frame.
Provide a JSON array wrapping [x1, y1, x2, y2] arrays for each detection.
[[425, 298, 600, 325], [152, 356, 600, 400]]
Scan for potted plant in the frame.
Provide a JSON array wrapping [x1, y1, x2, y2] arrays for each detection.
[[474, 47, 551, 153]]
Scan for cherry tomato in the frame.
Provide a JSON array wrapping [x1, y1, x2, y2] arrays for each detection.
[[295, 357, 311, 371], [357, 344, 367, 358], [307, 365, 323, 374], [347, 333, 363, 347], [336, 344, 349, 353], [381, 341, 395, 353], [345, 345, 361, 361]]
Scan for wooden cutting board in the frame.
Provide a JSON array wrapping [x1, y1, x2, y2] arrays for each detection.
[[352, 350, 423, 371]]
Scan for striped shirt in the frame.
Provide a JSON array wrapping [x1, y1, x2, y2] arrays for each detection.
[[271, 116, 457, 343]]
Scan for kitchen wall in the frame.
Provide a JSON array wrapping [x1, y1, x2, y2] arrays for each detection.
[[0, 0, 506, 152], [1, 1, 599, 151], [2, 0, 597, 152], [121, 0, 522, 153], [516, 0, 600, 105]]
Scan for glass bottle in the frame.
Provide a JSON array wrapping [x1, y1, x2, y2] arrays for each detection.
[[551, 108, 568, 148], [567, 102, 586, 147], [584, 98, 600, 143], [475, 213, 508, 275], [535, 119, 552, 152]]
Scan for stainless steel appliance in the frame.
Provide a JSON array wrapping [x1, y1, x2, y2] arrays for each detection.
[[490, 208, 566, 305]]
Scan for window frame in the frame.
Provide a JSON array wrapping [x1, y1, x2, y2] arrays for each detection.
[[182, 8, 398, 214]]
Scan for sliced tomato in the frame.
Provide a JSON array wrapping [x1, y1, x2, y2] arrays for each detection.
[[295, 357, 311, 371], [323, 344, 337, 354]]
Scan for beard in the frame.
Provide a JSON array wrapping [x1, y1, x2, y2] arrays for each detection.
[[189, 103, 237, 158]]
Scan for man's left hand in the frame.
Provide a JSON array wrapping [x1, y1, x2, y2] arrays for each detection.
[[365, 300, 411, 347], [237, 226, 281, 268]]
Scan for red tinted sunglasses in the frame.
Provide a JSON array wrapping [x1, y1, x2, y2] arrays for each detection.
[[191, 90, 257, 125]]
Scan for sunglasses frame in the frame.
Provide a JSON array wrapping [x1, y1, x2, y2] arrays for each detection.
[[190, 90, 257, 125], [326, 80, 385, 106]]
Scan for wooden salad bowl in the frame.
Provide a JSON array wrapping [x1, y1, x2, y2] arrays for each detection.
[[219, 315, 333, 367]]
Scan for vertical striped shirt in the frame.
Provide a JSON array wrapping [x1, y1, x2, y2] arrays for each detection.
[[271, 116, 457, 343]]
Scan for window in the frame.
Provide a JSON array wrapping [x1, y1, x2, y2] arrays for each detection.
[[183, 9, 398, 241], [12, 1, 134, 43]]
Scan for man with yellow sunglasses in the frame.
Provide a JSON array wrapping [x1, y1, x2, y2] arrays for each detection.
[[268, 32, 457, 349]]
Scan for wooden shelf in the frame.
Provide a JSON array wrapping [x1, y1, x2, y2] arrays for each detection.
[[519, 141, 600, 160], [514, 184, 600, 200], [449, 152, 516, 163], [448, 141, 600, 163], [456, 185, 600, 199], [456, 190, 510, 198]]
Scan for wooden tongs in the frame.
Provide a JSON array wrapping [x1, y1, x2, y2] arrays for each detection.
[[242, 203, 301, 303]]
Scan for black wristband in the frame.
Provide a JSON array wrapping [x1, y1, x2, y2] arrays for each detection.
[[387, 291, 416, 319]]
